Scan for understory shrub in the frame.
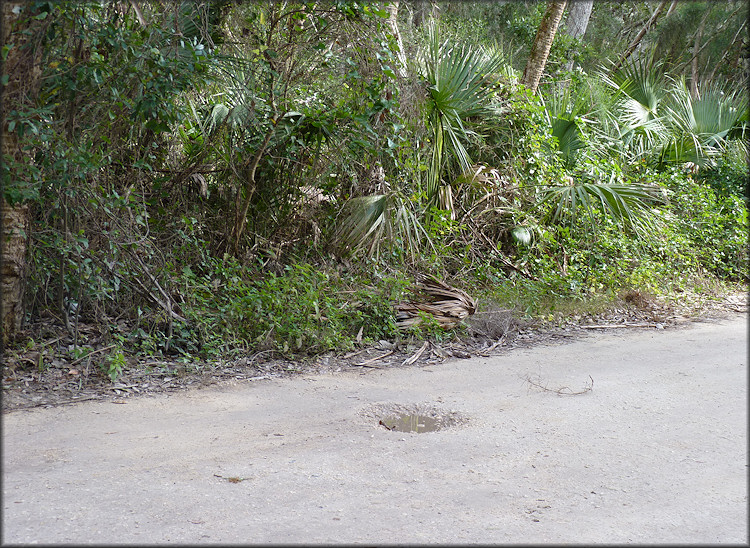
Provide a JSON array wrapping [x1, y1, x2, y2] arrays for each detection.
[[179, 255, 410, 358]]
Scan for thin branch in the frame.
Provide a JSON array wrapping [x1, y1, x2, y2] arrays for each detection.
[[706, 20, 746, 84], [691, 8, 711, 99], [70, 344, 117, 366], [128, 250, 187, 326], [231, 122, 277, 253], [612, 0, 670, 73], [675, 4, 745, 74], [523, 374, 594, 396], [128, 0, 146, 26]]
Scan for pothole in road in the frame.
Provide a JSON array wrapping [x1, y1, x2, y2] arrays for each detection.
[[379, 414, 441, 432], [362, 402, 468, 433]]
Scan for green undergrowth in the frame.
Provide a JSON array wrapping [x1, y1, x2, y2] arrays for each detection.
[[15, 161, 747, 383], [26, 167, 747, 377], [175, 257, 411, 359]]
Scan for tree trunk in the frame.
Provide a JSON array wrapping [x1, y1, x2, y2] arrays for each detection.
[[386, 1, 407, 78], [564, 0, 593, 41], [562, 0, 593, 72], [410, 0, 438, 28], [612, 0, 670, 72], [690, 7, 711, 99], [1, 2, 44, 347], [521, 0, 568, 94], [1, 201, 30, 346]]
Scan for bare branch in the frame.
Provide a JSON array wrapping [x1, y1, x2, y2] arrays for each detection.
[[523, 374, 594, 396], [128, 0, 146, 26]]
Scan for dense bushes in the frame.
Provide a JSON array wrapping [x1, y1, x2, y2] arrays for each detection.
[[3, 2, 747, 376], [179, 257, 409, 358]]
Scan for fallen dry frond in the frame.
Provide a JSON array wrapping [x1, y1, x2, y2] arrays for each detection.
[[395, 276, 477, 330]]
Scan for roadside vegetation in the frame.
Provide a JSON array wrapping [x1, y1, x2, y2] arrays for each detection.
[[2, 1, 747, 383]]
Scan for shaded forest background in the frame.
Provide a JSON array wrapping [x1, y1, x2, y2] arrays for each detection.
[[1, 0, 747, 381]]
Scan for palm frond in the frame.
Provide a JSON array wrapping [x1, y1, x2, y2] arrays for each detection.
[[333, 193, 432, 259], [657, 77, 747, 167], [539, 174, 663, 235], [599, 55, 670, 155], [418, 23, 507, 209]]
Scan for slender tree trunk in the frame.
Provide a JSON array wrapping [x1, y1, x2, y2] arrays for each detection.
[[612, 0, 669, 72], [664, 0, 678, 19], [410, 0, 438, 29], [386, 1, 407, 78], [706, 20, 746, 85], [521, 0, 568, 94], [230, 126, 275, 254], [562, 0, 593, 72], [1, 2, 43, 347], [691, 7, 712, 99]]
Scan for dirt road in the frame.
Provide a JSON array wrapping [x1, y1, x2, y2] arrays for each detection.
[[2, 314, 747, 544]]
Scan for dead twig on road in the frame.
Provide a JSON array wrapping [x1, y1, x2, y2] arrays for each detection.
[[581, 323, 661, 329], [523, 374, 594, 396]]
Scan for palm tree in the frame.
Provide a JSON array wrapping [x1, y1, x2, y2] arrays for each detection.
[[657, 77, 747, 168], [538, 170, 663, 236], [521, 0, 568, 94], [332, 193, 432, 260], [332, 24, 506, 256], [543, 84, 600, 169], [598, 54, 670, 164], [599, 52, 747, 169], [419, 22, 506, 215], [538, 80, 665, 236]]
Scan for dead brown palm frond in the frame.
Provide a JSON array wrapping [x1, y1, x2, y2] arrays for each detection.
[[395, 276, 476, 331]]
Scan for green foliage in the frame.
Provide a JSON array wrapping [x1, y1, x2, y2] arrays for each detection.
[[102, 346, 126, 383], [417, 23, 507, 208], [538, 157, 663, 237], [591, 53, 747, 170], [471, 84, 558, 190], [657, 167, 748, 280], [9, 1, 748, 367], [332, 193, 431, 260], [696, 146, 749, 200], [174, 230, 410, 357], [656, 77, 747, 168]]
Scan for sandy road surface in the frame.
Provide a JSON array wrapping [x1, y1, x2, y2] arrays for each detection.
[[2, 314, 747, 544]]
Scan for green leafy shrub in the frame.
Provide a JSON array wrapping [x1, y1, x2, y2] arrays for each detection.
[[696, 148, 749, 201], [659, 169, 748, 280], [176, 247, 410, 358]]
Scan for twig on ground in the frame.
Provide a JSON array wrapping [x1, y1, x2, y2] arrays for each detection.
[[477, 336, 506, 356], [4, 396, 102, 411], [342, 348, 369, 359], [70, 344, 117, 366], [581, 323, 661, 329], [523, 374, 594, 396]]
